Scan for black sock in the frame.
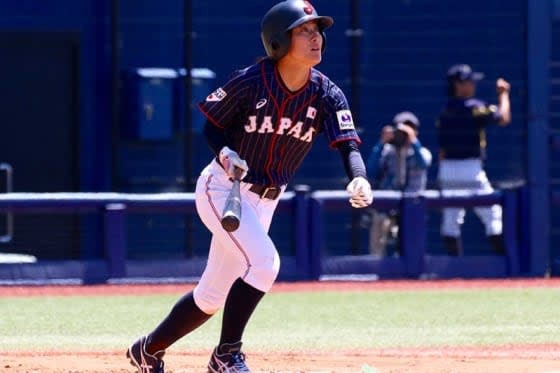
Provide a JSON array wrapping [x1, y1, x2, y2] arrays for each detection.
[[219, 278, 265, 347], [146, 291, 211, 355]]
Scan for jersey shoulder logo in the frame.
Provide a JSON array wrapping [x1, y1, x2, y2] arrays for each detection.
[[256, 98, 267, 109], [336, 110, 355, 130], [206, 88, 227, 102]]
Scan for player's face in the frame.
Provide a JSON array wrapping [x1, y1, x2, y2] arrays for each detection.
[[288, 21, 323, 66], [455, 80, 476, 98]]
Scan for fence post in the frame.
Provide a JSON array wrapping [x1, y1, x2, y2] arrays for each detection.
[[309, 197, 324, 280], [400, 194, 426, 278], [502, 189, 520, 276], [293, 185, 311, 280], [518, 186, 531, 274], [104, 203, 127, 278]]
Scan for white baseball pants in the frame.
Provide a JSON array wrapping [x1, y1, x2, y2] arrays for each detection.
[[439, 159, 502, 238], [192, 159, 282, 314]]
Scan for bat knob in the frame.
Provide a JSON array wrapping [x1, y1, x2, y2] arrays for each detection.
[[221, 215, 240, 232]]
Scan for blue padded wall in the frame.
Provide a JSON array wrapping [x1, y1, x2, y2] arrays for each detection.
[[549, 4, 560, 270]]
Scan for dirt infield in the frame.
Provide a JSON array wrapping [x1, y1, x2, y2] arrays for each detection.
[[1, 278, 559, 297], [2, 278, 560, 372], [2, 345, 560, 373]]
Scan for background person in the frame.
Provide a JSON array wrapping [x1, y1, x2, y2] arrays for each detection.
[[437, 64, 511, 256], [366, 111, 432, 257]]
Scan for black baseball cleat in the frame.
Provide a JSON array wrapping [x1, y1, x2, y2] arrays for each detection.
[[207, 341, 251, 373], [126, 335, 165, 373]]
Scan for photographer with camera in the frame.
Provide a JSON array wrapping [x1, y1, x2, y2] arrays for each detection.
[[366, 112, 432, 257]]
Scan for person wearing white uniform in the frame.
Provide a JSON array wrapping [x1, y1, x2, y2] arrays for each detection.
[[437, 64, 511, 256], [126, 1, 373, 372]]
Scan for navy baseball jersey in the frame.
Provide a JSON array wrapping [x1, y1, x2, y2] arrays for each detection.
[[437, 97, 502, 159], [198, 58, 360, 186]]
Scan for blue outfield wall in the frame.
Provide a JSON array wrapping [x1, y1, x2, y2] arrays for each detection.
[[550, 0, 560, 275], [0, 0, 554, 276]]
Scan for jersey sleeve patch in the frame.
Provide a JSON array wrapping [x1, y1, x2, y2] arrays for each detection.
[[336, 110, 355, 130], [472, 105, 491, 117], [206, 87, 227, 102]]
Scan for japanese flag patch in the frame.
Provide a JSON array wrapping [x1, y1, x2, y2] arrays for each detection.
[[306, 106, 317, 119], [336, 110, 355, 130], [206, 87, 227, 102]]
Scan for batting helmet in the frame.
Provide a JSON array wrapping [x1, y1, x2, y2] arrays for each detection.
[[261, 0, 334, 60]]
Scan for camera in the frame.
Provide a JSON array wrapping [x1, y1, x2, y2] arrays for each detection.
[[389, 124, 409, 148]]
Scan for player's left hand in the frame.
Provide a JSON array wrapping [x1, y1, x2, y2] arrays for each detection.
[[346, 176, 373, 208], [496, 78, 510, 95]]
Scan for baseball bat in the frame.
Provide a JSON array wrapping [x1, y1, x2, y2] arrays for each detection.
[[221, 167, 244, 232]]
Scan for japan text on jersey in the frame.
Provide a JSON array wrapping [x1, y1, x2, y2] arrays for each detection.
[[199, 59, 360, 186]]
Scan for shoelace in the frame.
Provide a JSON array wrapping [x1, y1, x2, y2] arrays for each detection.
[[231, 352, 250, 372]]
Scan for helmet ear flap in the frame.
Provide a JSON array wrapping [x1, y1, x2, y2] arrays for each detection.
[[270, 39, 280, 51], [320, 31, 327, 53]]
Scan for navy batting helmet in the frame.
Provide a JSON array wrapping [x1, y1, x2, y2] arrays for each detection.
[[261, 0, 334, 60]]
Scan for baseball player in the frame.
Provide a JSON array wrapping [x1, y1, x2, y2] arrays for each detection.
[[437, 64, 511, 256], [367, 111, 432, 256], [126, 1, 373, 372]]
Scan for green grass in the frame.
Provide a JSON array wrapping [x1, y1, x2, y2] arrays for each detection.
[[0, 288, 559, 352]]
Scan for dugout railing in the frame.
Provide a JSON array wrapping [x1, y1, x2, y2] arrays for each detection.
[[309, 189, 524, 280], [0, 187, 527, 283]]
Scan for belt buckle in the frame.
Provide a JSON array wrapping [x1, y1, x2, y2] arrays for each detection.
[[260, 186, 278, 200]]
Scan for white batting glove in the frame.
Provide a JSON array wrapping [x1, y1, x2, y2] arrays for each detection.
[[219, 146, 249, 180], [346, 176, 373, 208]]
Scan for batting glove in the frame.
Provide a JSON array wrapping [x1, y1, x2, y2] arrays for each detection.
[[219, 146, 249, 180], [346, 176, 373, 208]]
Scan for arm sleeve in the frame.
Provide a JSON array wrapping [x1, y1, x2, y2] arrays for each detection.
[[336, 140, 367, 180], [322, 84, 361, 147], [410, 140, 432, 169], [203, 119, 230, 156]]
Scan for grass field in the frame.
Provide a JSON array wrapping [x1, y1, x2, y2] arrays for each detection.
[[1, 287, 559, 353]]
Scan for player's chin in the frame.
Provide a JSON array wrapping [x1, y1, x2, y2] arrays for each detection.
[[307, 51, 322, 65]]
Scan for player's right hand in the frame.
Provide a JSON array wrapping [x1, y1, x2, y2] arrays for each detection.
[[219, 146, 249, 180]]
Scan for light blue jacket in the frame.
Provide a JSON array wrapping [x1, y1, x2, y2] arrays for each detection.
[[367, 140, 432, 192]]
